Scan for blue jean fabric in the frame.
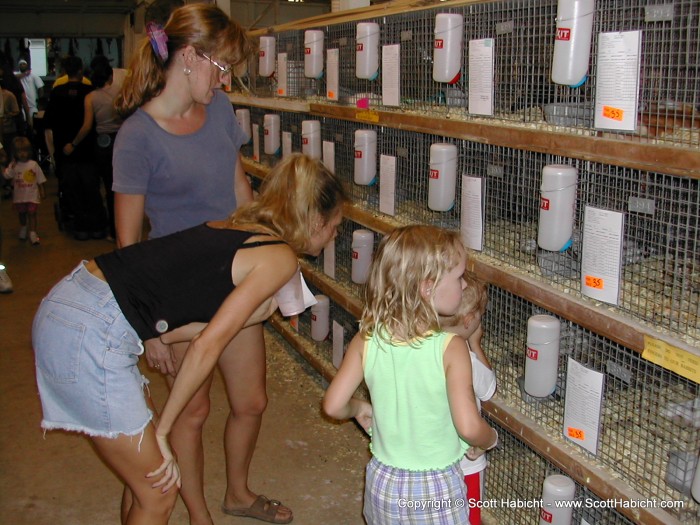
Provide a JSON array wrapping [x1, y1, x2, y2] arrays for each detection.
[[32, 262, 152, 438]]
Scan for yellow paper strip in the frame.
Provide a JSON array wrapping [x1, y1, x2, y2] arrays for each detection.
[[356, 110, 380, 123], [642, 336, 700, 384]]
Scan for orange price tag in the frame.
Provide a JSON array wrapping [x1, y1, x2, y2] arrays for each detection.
[[567, 427, 585, 440], [602, 105, 624, 121], [277, 89, 285, 95], [585, 275, 604, 290], [327, 91, 335, 98]]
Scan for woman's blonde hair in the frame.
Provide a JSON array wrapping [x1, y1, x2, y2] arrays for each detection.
[[116, 3, 254, 117], [230, 153, 347, 253], [360, 225, 466, 343]]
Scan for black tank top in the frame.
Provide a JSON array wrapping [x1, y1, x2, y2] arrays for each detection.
[[95, 224, 284, 340]]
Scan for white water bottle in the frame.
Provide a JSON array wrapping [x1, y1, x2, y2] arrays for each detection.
[[537, 165, 577, 252], [351, 229, 374, 284], [428, 143, 458, 212], [235, 109, 251, 144], [540, 474, 575, 525], [263, 114, 280, 155], [432, 13, 463, 84], [311, 294, 330, 341], [356, 22, 380, 80], [304, 30, 324, 79], [354, 130, 377, 185], [551, 0, 595, 87], [258, 36, 276, 77], [524, 315, 561, 398], [301, 120, 322, 160]]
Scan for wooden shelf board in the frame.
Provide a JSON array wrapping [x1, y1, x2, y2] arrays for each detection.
[[309, 103, 700, 179]]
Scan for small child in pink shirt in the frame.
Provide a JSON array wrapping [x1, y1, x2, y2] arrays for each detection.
[[3, 136, 46, 245]]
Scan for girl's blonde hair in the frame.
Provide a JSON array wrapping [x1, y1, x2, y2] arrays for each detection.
[[440, 271, 488, 328], [116, 3, 254, 117], [230, 153, 347, 253], [360, 225, 466, 343]]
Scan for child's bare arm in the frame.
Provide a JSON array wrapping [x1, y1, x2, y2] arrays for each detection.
[[444, 336, 498, 450], [323, 334, 372, 430]]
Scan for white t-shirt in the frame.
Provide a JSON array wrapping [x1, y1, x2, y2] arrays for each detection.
[[460, 350, 497, 475], [4, 160, 46, 204], [18, 72, 45, 113]]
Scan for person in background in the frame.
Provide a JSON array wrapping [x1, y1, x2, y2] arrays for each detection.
[[113, 5, 286, 524], [3, 136, 46, 245], [32, 153, 345, 525], [0, 60, 29, 137], [52, 69, 91, 89], [15, 58, 44, 129], [323, 225, 499, 525], [44, 55, 107, 240], [0, 78, 19, 148], [440, 272, 496, 525], [70, 55, 123, 240], [0, 140, 13, 293]]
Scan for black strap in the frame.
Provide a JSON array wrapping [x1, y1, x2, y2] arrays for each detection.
[[239, 239, 286, 250]]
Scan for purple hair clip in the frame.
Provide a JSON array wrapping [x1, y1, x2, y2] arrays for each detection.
[[146, 21, 169, 62]]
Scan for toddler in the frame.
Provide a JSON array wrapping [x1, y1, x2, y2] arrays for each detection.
[[323, 225, 498, 525], [3, 136, 46, 245], [441, 272, 496, 525]]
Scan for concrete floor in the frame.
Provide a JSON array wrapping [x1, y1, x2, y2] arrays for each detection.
[[0, 175, 370, 524]]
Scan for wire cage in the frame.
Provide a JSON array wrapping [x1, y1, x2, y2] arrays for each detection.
[[484, 286, 700, 522], [239, 0, 700, 146], [293, 281, 360, 365], [484, 419, 645, 524], [304, 216, 379, 302]]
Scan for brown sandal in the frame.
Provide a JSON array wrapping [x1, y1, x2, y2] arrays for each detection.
[[221, 495, 293, 524]]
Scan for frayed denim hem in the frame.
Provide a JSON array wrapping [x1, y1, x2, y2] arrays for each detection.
[[41, 410, 153, 450]]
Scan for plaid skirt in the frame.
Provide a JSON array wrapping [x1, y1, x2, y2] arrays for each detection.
[[364, 456, 469, 525]]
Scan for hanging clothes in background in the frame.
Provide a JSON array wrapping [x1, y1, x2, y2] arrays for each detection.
[[18, 38, 28, 60], [3, 39, 13, 66]]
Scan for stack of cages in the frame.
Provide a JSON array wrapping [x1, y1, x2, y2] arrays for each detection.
[[236, 107, 699, 353], [238, 0, 698, 146], [231, 0, 699, 521]]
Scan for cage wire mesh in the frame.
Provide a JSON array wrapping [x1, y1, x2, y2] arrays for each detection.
[[484, 286, 700, 522], [483, 419, 641, 525], [237, 0, 700, 146]]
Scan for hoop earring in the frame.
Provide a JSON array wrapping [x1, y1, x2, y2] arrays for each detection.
[[184, 67, 192, 75]]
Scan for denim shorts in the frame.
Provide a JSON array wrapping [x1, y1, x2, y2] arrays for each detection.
[[32, 262, 153, 438]]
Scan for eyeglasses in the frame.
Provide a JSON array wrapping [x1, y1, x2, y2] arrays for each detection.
[[200, 52, 232, 76]]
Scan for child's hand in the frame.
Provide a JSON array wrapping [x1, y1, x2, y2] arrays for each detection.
[[466, 445, 487, 461], [353, 399, 373, 434], [466, 428, 498, 461]]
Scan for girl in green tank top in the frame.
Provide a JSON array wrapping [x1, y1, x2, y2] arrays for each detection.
[[323, 225, 498, 524]]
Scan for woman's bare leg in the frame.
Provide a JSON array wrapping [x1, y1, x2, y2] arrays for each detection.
[[165, 340, 215, 525], [91, 424, 178, 525], [218, 324, 292, 522]]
